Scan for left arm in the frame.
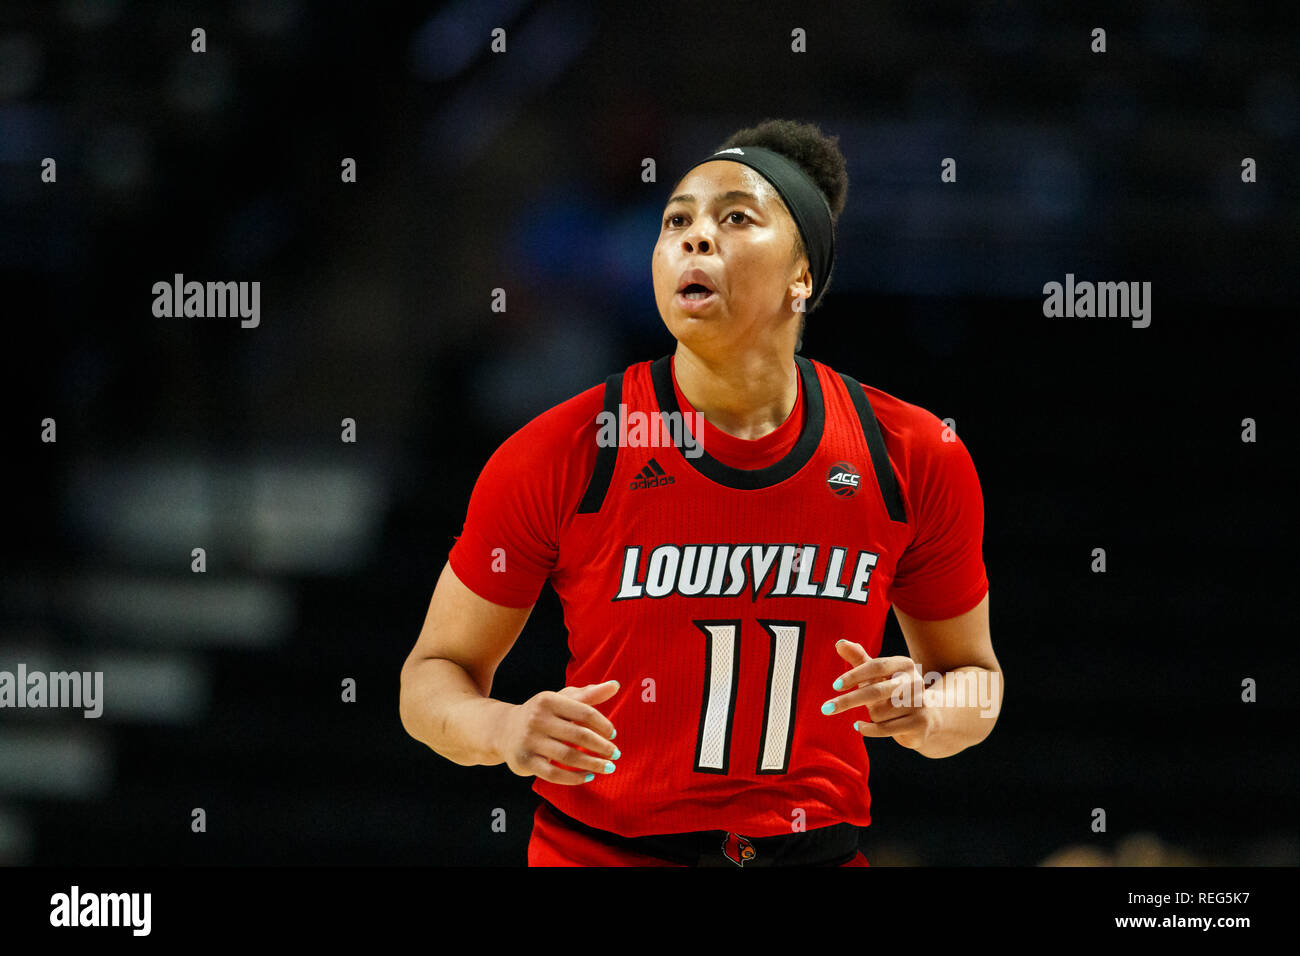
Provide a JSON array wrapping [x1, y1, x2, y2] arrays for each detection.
[[823, 591, 1002, 758], [895, 591, 1001, 757]]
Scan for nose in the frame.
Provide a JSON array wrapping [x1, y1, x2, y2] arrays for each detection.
[[681, 220, 714, 254]]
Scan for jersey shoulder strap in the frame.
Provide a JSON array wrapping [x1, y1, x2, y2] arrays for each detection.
[[577, 364, 909, 524], [836, 370, 909, 525], [576, 369, 625, 514]]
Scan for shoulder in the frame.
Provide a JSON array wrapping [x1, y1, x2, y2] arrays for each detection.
[[811, 358, 956, 461], [813, 359, 981, 523], [471, 364, 641, 518], [497, 359, 653, 454], [495, 379, 609, 458], [860, 382, 953, 460]]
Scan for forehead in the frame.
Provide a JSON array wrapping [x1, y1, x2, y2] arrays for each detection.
[[666, 160, 779, 207]]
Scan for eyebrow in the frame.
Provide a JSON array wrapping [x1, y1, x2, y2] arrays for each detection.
[[665, 189, 763, 209]]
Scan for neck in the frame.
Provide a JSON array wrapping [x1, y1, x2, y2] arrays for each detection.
[[673, 344, 799, 440]]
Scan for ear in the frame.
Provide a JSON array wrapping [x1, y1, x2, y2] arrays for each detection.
[[789, 261, 813, 311]]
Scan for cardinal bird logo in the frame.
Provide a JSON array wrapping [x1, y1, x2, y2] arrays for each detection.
[[722, 831, 757, 867]]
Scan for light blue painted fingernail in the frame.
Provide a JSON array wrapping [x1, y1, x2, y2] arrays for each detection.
[[603, 761, 615, 774], [610, 728, 617, 740], [584, 773, 595, 782], [821, 700, 835, 715], [611, 747, 621, 760], [853, 722, 863, 732], [832, 678, 843, 691], [836, 639, 846, 645]]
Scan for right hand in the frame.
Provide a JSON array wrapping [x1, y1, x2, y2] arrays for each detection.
[[498, 680, 621, 785]]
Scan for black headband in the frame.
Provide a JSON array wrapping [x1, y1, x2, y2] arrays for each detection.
[[678, 145, 836, 313]]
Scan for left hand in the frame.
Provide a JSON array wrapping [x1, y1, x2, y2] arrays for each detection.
[[820, 639, 939, 752]]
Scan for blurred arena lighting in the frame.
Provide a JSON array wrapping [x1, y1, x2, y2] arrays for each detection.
[[409, 0, 531, 83], [0, 806, 34, 865], [218, 194, 298, 271], [238, 0, 300, 37], [1035, 830, 1300, 867], [602, 200, 669, 326], [973, 1, 1038, 53], [1079, 73, 1141, 134], [421, 0, 594, 169], [833, 120, 1087, 299], [1038, 831, 1204, 866], [166, 49, 234, 114], [0, 103, 58, 167], [59, 0, 121, 30], [244, 462, 387, 573], [1141, 0, 1206, 59], [87, 123, 152, 192], [0, 32, 43, 100], [1249, 71, 1299, 138], [61, 456, 387, 575], [0, 728, 112, 799], [0, 647, 209, 724], [67, 575, 293, 648], [86, 652, 210, 723], [472, 314, 616, 430]]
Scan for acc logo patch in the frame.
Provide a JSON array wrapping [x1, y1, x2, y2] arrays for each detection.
[[827, 461, 860, 497]]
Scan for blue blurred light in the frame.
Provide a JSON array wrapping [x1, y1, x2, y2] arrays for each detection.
[[409, 0, 531, 82]]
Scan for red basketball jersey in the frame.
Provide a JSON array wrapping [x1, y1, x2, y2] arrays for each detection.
[[449, 353, 988, 837]]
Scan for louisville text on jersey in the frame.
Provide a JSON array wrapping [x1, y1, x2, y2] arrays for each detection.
[[613, 543, 880, 604]]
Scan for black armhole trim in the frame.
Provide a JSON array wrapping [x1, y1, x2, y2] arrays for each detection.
[[838, 372, 908, 525], [576, 370, 624, 514]]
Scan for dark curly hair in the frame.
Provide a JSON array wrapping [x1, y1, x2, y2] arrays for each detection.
[[716, 118, 847, 348]]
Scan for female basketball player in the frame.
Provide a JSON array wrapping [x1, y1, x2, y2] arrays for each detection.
[[400, 119, 1002, 866]]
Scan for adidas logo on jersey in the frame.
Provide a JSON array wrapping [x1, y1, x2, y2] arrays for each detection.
[[630, 458, 675, 490]]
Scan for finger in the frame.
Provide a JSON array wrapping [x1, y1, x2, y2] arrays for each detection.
[[854, 712, 926, 738], [534, 736, 618, 777], [821, 673, 913, 716], [834, 639, 871, 668], [560, 679, 621, 707], [548, 689, 618, 740], [833, 656, 913, 689], [831, 663, 895, 692], [862, 695, 914, 723], [525, 751, 598, 786], [542, 715, 620, 761]]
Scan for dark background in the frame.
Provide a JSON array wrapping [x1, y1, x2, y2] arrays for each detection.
[[1, 0, 1296, 866]]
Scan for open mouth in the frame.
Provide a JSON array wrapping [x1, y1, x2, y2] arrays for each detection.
[[674, 268, 719, 310], [678, 283, 714, 300]]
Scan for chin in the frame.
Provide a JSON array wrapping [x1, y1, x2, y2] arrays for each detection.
[[664, 320, 727, 354]]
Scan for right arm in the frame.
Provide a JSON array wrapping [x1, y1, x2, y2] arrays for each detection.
[[398, 560, 531, 767], [398, 561, 620, 784]]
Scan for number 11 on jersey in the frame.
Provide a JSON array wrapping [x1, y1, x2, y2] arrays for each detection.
[[692, 619, 807, 776]]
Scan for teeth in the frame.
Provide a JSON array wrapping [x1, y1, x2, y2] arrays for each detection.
[[682, 290, 711, 299]]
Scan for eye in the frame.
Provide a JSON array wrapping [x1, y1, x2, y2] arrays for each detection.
[[663, 210, 751, 228]]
